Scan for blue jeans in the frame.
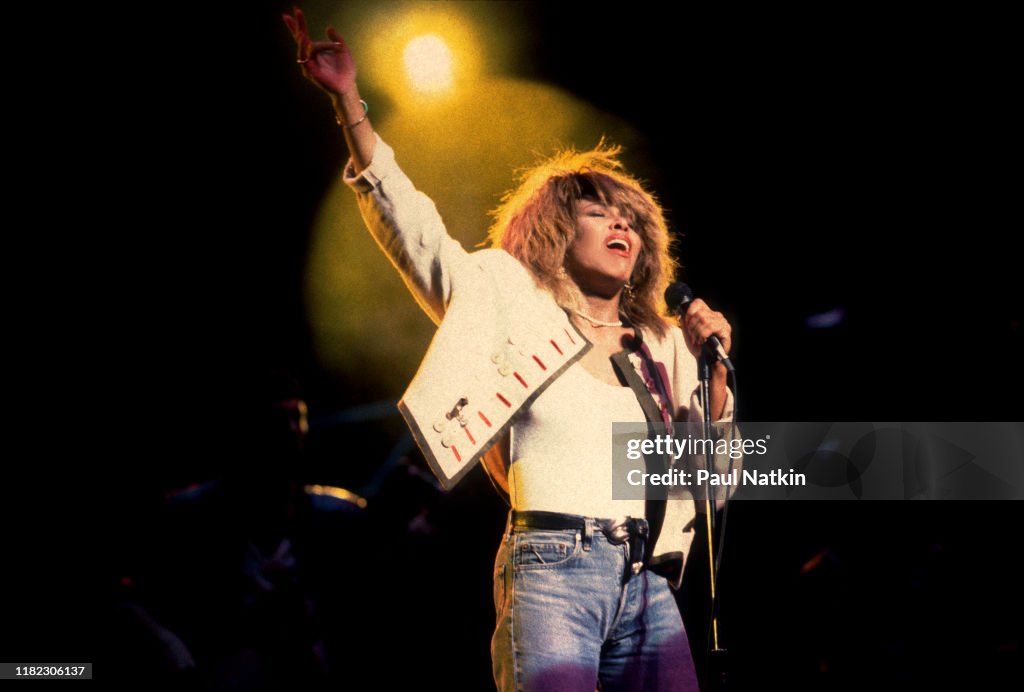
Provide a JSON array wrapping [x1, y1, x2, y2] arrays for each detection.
[[491, 517, 700, 691]]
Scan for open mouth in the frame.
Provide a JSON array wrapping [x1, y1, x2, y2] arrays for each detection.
[[606, 236, 631, 257]]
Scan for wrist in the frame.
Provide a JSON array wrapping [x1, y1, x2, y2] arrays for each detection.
[[332, 89, 370, 129], [331, 88, 362, 113]]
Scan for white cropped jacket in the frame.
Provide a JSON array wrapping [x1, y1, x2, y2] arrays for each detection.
[[344, 135, 734, 584]]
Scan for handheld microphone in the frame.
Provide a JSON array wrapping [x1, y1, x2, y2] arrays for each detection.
[[664, 282, 734, 372]]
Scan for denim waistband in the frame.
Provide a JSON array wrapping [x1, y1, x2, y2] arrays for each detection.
[[511, 510, 645, 536], [510, 510, 649, 574]]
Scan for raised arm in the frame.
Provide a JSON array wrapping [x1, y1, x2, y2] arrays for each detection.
[[283, 8, 374, 171], [283, 8, 468, 324]]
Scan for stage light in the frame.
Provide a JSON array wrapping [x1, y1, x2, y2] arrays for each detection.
[[304, 484, 368, 509], [403, 34, 454, 94], [354, 3, 483, 105]]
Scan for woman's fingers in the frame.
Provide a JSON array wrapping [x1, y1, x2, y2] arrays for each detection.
[[683, 299, 732, 355], [282, 10, 310, 65], [326, 26, 347, 48], [284, 9, 355, 94], [309, 39, 343, 53], [305, 39, 345, 64], [282, 13, 297, 39]]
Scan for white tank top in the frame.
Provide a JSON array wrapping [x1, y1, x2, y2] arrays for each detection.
[[508, 360, 647, 519]]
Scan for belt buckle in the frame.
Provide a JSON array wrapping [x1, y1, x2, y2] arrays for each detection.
[[603, 516, 632, 545], [603, 517, 648, 575], [627, 518, 648, 574]]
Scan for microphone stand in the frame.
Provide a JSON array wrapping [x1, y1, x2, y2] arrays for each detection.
[[698, 351, 728, 691]]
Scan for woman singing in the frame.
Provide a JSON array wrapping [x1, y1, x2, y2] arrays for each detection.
[[284, 8, 734, 691]]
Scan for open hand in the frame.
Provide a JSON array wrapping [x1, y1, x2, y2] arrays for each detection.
[[283, 7, 357, 96]]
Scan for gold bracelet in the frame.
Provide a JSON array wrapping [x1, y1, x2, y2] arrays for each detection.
[[335, 99, 369, 129]]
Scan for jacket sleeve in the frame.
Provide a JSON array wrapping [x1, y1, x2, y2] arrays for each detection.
[[342, 134, 470, 326], [684, 383, 735, 424]]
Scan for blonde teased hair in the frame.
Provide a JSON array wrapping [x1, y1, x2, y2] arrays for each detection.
[[487, 142, 677, 338]]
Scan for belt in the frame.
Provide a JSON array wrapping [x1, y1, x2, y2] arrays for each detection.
[[511, 510, 649, 575]]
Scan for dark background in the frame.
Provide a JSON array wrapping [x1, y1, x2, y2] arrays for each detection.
[[6, 1, 1021, 688]]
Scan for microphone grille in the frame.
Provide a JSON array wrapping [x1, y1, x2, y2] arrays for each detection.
[[664, 282, 694, 312]]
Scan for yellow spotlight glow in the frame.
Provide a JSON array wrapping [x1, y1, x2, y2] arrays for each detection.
[[403, 34, 454, 93], [306, 79, 644, 394], [308, 3, 649, 394], [359, 4, 483, 106]]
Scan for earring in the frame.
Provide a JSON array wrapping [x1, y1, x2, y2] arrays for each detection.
[[622, 282, 635, 300]]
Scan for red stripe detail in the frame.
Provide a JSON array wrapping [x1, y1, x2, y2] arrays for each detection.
[[564, 328, 576, 345], [452, 445, 461, 462], [465, 427, 476, 445], [550, 340, 563, 355], [478, 411, 492, 427], [514, 372, 528, 388], [496, 393, 511, 408], [532, 355, 547, 371]]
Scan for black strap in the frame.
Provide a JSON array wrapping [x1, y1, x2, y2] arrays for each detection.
[[512, 510, 586, 531], [610, 349, 671, 561]]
